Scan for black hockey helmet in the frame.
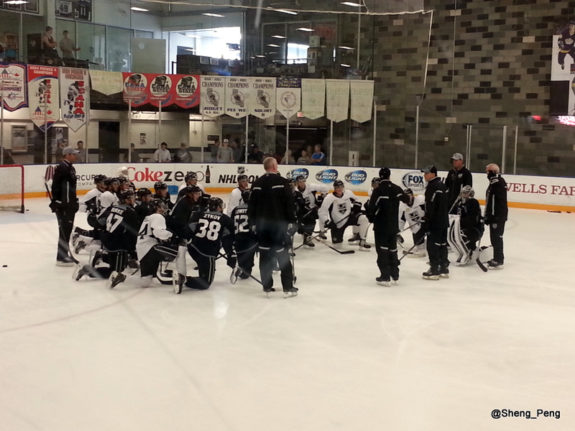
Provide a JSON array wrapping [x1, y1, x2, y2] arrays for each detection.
[[333, 180, 344, 188], [241, 189, 251, 203], [104, 177, 119, 187], [94, 174, 107, 184], [208, 197, 224, 212], [118, 190, 135, 202], [183, 185, 201, 195], [238, 174, 248, 182], [149, 198, 167, 213], [185, 172, 197, 182], [379, 167, 391, 179], [154, 181, 168, 191], [371, 177, 380, 187], [295, 175, 306, 183], [137, 187, 152, 198], [403, 188, 413, 195]]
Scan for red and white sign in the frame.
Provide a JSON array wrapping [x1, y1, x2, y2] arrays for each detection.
[[0, 64, 27, 111], [149, 74, 174, 108], [174, 74, 200, 109], [122, 72, 149, 107], [60, 67, 89, 132], [27, 65, 60, 131]]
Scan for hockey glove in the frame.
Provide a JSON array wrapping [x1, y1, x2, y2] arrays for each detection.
[[227, 255, 237, 269], [49, 200, 62, 213]]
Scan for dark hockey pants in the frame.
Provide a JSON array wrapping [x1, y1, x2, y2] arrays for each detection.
[[375, 231, 399, 281], [56, 207, 76, 261], [186, 246, 216, 290], [489, 221, 505, 264], [257, 227, 293, 292], [426, 229, 449, 271]]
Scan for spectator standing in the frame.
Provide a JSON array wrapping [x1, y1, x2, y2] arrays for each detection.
[[311, 144, 326, 165], [59, 30, 80, 60], [153, 142, 172, 163], [217, 138, 234, 163]]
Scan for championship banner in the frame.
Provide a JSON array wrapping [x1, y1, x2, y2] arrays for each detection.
[[149, 74, 174, 108], [174, 74, 200, 109], [225, 76, 250, 118], [27, 65, 60, 131], [350, 80, 374, 123], [89, 70, 123, 95], [60, 67, 89, 132], [0, 64, 27, 111], [122, 72, 150, 107], [301, 79, 325, 119], [326, 79, 349, 123], [276, 77, 301, 119], [200, 75, 225, 117], [250, 77, 275, 119]]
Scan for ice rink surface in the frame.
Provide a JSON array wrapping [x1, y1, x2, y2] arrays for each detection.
[[1, 197, 574, 431]]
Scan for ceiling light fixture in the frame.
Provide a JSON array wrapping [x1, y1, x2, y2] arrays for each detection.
[[130, 6, 149, 12], [272, 35, 286, 39], [341, 63, 351, 67], [5, 0, 29, 4], [276, 9, 298, 15], [341, 2, 363, 6], [267, 44, 280, 47], [202, 13, 224, 17], [296, 27, 314, 32], [339, 45, 354, 50]]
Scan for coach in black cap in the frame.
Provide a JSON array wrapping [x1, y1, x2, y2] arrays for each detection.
[[420, 165, 449, 280], [445, 152, 472, 212]]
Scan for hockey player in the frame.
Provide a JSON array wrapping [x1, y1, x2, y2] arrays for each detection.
[[136, 199, 175, 286], [318, 180, 370, 251], [153, 181, 174, 211], [484, 163, 508, 269], [293, 175, 328, 247], [453, 185, 483, 264], [420, 165, 450, 280], [445, 153, 473, 213], [230, 190, 257, 279], [72, 174, 107, 252], [227, 174, 250, 216], [118, 166, 136, 192], [367, 167, 410, 286], [178, 172, 205, 199], [398, 188, 426, 256], [558, 20, 575, 70], [98, 177, 120, 219], [134, 188, 153, 226], [184, 197, 236, 291]]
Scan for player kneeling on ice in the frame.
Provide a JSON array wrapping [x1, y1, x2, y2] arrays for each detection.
[[183, 197, 236, 291], [448, 186, 484, 265], [72, 174, 107, 254], [230, 190, 257, 280], [136, 199, 179, 287], [294, 175, 327, 248], [318, 180, 370, 250], [397, 188, 426, 256]]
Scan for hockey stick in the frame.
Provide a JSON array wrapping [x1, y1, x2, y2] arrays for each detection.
[[312, 235, 355, 254], [399, 221, 421, 233], [219, 253, 264, 286], [475, 241, 488, 272], [398, 243, 419, 261]]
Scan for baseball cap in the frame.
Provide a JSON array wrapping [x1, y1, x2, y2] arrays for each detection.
[[450, 152, 464, 161], [421, 165, 437, 174], [63, 147, 80, 155]]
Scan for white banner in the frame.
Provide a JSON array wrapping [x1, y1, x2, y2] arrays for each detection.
[[301, 79, 325, 119], [326, 79, 349, 123], [250, 77, 276, 119], [276, 77, 301, 119], [225, 76, 250, 118], [350, 80, 374, 123], [89, 70, 123, 95], [27, 65, 60, 132], [200, 75, 225, 117], [0, 64, 27, 111], [60, 67, 89, 132]]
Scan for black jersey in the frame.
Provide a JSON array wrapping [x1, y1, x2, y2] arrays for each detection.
[[190, 210, 234, 258], [153, 193, 174, 211], [248, 172, 296, 229], [457, 197, 483, 232], [231, 203, 254, 241], [485, 175, 508, 223], [445, 167, 473, 209], [367, 179, 409, 234], [424, 176, 449, 231], [51, 159, 77, 207], [103, 204, 139, 252]]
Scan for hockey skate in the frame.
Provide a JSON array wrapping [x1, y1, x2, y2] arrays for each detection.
[[422, 267, 440, 280], [358, 239, 371, 251], [109, 271, 126, 288], [348, 233, 361, 243], [376, 276, 391, 287], [318, 230, 327, 240], [439, 266, 450, 278], [74, 264, 91, 281], [74, 239, 87, 254], [487, 260, 504, 269], [263, 286, 276, 297], [283, 287, 298, 298], [303, 234, 315, 247], [173, 273, 185, 294], [56, 257, 76, 267]]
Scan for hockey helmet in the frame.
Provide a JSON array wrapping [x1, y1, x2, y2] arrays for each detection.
[[185, 172, 197, 182], [208, 197, 224, 212], [154, 181, 168, 191], [94, 174, 107, 184], [371, 177, 380, 187], [379, 167, 391, 179], [238, 174, 248, 182], [149, 199, 167, 213], [118, 166, 129, 178], [118, 190, 135, 202], [295, 175, 306, 183], [183, 185, 202, 195], [333, 180, 344, 189], [137, 187, 152, 198], [104, 177, 119, 187], [460, 185, 474, 198]]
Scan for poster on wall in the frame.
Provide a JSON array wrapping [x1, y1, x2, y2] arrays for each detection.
[[325, 79, 349, 123], [89, 70, 123, 95], [55, 0, 91, 21], [551, 20, 575, 115], [250, 77, 276, 119], [0, 64, 27, 111], [200, 75, 225, 117], [301, 79, 325, 119], [350, 80, 374, 123], [60, 67, 89, 132], [149, 74, 174, 108], [27, 65, 60, 131], [276, 77, 301, 119], [225, 76, 250, 118], [174, 74, 200, 109], [122, 72, 149, 107]]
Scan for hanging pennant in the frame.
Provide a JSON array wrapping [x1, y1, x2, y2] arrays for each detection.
[[89, 70, 123, 95], [27, 65, 60, 131], [60, 67, 89, 132], [0, 64, 27, 111], [174, 74, 200, 109], [250, 77, 276, 119], [122, 72, 149, 107], [301, 79, 325, 119], [225, 76, 251, 118], [276, 77, 301, 120], [350, 80, 374, 123], [326, 79, 350, 123], [149, 74, 174, 108], [200, 75, 225, 117]]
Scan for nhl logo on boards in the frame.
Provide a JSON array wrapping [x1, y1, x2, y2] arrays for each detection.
[[402, 171, 425, 192], [344, 170, 367, 185], [315, 169, 338, 184]]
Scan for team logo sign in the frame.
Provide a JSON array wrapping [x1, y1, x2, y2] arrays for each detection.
[[150, 75, 171, 98], [123, 72, 149, 107], [287, 168, 309, 180], [344, 170, 367, 185], [315, 169, 338, 184], [402, 171, 425, 192]]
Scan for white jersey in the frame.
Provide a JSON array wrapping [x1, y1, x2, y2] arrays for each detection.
[[227, 187, 246, 216], [136, 213, 173, 259], [98, 191, 118, 217], [178, 182, 206, 193], [318, 189, 358, 229], [399, 195, 426, 234], [79, 187, 102, 214], [296, 183, 329, 209]]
